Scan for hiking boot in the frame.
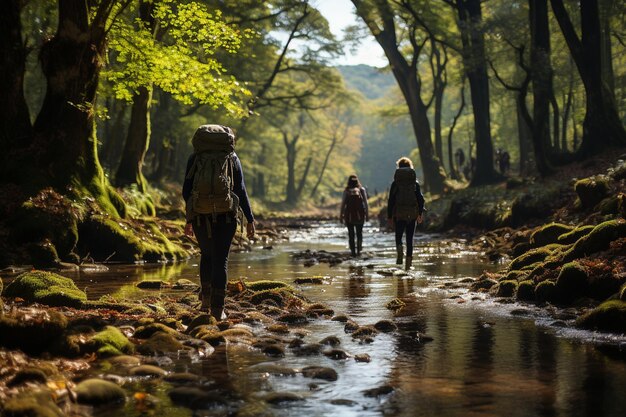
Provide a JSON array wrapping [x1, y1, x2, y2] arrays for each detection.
[[210, 288, 226, 321], [199, 288, 211, 312], [396, 245, 403, 265], [405, 256, 413, 271]]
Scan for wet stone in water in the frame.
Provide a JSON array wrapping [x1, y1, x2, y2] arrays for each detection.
[[354, 353, 371, 363], [75, 378, 126, 406], [319, 335, 341, 346], [168, 387, 227, 409], [374, 319, 397, 332], [331, 399, 358, 406], [164, 372, 201, 384], [263, 392, 304, 404], [323, 348, 351, 360], [301, 366, 338, 381], [293, 343, 323, 356], [263, 344, 286, 357], [331, 314, 350, 322], [362, 384, 394, 397], [129, 365, 167, 377]]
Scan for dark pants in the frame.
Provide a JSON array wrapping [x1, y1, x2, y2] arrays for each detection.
[[192, 214, 237, 294], [346, 223, 363, 255], [395, 219, 416, 256]]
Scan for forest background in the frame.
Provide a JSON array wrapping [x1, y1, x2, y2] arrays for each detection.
[[1, 0, 625, 265]]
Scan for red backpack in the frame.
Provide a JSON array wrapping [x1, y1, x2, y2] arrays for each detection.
[[345, 187, 365, 223]]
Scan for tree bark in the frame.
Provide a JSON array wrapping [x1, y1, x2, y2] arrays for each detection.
[[529, 0, 555, 176], [550, 0, 626, 155], [352, 0, 446, 194], [455, 0, 496, 186], [0, 0, 32, 176], [448, 81, 465, 180]]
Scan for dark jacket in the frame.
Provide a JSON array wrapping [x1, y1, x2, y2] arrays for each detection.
[[387, 180, 425, 219], [182, 152, 254, 223]]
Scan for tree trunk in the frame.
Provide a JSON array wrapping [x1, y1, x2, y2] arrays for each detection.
[[550, 0, 626, 155], [101, 100, 127, 171], [310, 133, 338, 198], [284, 133, 297, 204], [115, 86, 152, 191], [529, 0, 554, 176], [351, 0, 446, 194], [455, 0, 496, 186], [0, 0, 32, 177], [516, 96, 533, 176], [599, 0, 615, 99], [32, 0, 123, 217], [114, 1, 155, 192], [561, 69, 574, 152], [448, 82, 465, 180]]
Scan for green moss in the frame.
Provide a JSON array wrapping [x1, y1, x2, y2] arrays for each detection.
[[3, 393, 66, 417], [75, 378, 126, 406], [574, 176, 610, 209], [137, 331, 184, 355], [90, 326, 134, 357], [576, 300, 626, 333], [134, 322, 180, 339], [249, 289, 289, 306], [509, 244, 564, 271], [506, 270, 528, 281], [530, 223, 574, 247], [563, 220, 626, 261], [246, 280, 294, 292], [120, 186, 156, 217], [535, 280, 556, 303], [557, 225, 595, 245], [3, 270, 86, 308], [620, 284, 626, 301], [555, 262, 588, 303], [496, 280, 518, 297], [516, 280, 535, 301], [124, 305, 154, 315]]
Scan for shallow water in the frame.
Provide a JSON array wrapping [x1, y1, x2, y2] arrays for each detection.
[[44, 223, 626, 416]]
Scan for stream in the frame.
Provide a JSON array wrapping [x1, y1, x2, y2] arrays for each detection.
[[41, 222, 626, 416]]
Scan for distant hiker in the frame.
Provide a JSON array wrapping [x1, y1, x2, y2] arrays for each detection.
[[182, 124, 255, 320], [387, 157, 425, 270], [340, 174, 369, 257]]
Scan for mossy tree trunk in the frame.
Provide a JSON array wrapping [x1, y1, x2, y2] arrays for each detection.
[[0, 0, 32, 179], [551, 0, 626, 155], [32, 0, 128, 217], [115, 1, 156, 192]]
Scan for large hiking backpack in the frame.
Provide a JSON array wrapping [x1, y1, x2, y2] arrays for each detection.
[[345, 187, 365, 223], [186, 125, 239, 218], [393, 167, 419, 220]]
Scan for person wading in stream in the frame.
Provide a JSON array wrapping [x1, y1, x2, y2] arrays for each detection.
[[387, 157, 425, 270], [182, 124, 255, 319], [340, 174, 369, 256]]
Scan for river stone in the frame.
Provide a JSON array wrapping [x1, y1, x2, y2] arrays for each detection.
[[107, 355, 141, 367], [294, 343, 323, 356], [263, 392, 304, 404], [136, 280, 165, 289], [164, 372, 201, 384], [172, 279, 199, 290], [354, 353, 371, 363], [288, 338, 304, 349], [75, 378, 126, 405], [7, 368, 48, 387], [134, 323, 180, 339], [249, 364, 298, 376], [137, 332, 184, 355], [168, 387, 226, 408], [362, 384, 394, 397], [187, 314, 216, 332], [319, 336, 341, 346], [323, 349, 351, 360], [373, 320, 397, 332], [331, 314, 350, 322], [129, 365, 167, 377], [2, 393, 65, 417], [344, 321, 359, 333], [262, 344, 286, 357], [330, 399, 358, 406], [301, 366, 338, 381]]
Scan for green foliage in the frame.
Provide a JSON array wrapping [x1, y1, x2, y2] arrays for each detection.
[[105, 0, 250, 115]]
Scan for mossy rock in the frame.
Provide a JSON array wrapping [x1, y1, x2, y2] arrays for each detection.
[[620, 284, 626, 301], [3, 270, 86, 308], [576, 300, 626, 333], [505, 270, 528, 282], [246, 280, 293, 292], [75, 378, 126, 406], [249, 289, 289, 306], [510, 187, 563, 226], [557, 225, 595, 245], [516, 280, 535, 301], [89, 326, 135, 357], [563, 220, 626, 261], [7, 368, 48, 387], [137, 331, 185, 355], [535, 280, 556, 303], [496, 280, 518, 297], [136, 280, 166, 289], [597, 196, 619, 215], [134, 322, 180, 339], [0, 311, 68, 354], [2, 391, 66, 417], [123, 305, 154, 315], [555, 262, 588, 303], [574, 176, 610, 210], [530, 223, 574, 247], [512, 242, 531, 258], [509, 244, 563, 271], [25, 241, 61, 269]]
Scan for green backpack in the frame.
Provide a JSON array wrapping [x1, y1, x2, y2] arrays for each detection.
[[393, 167, 419, 220], [186, 125, 239, 219]]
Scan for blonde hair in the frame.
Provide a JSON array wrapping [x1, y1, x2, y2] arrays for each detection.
[[396, 157, 413, 168]]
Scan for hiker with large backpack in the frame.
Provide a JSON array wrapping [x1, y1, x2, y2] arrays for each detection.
[[387, 157, 425, 270], [340, 174, 369, 257], [182, 124, 255, 319]]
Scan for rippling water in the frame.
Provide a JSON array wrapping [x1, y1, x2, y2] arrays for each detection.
[[54, 222, 626, 416]]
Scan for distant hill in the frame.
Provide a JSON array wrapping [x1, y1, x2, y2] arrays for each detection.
[[336, 64, 396, 100]]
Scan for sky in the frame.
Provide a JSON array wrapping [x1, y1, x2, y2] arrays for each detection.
[[313, 0, 387, 67]]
